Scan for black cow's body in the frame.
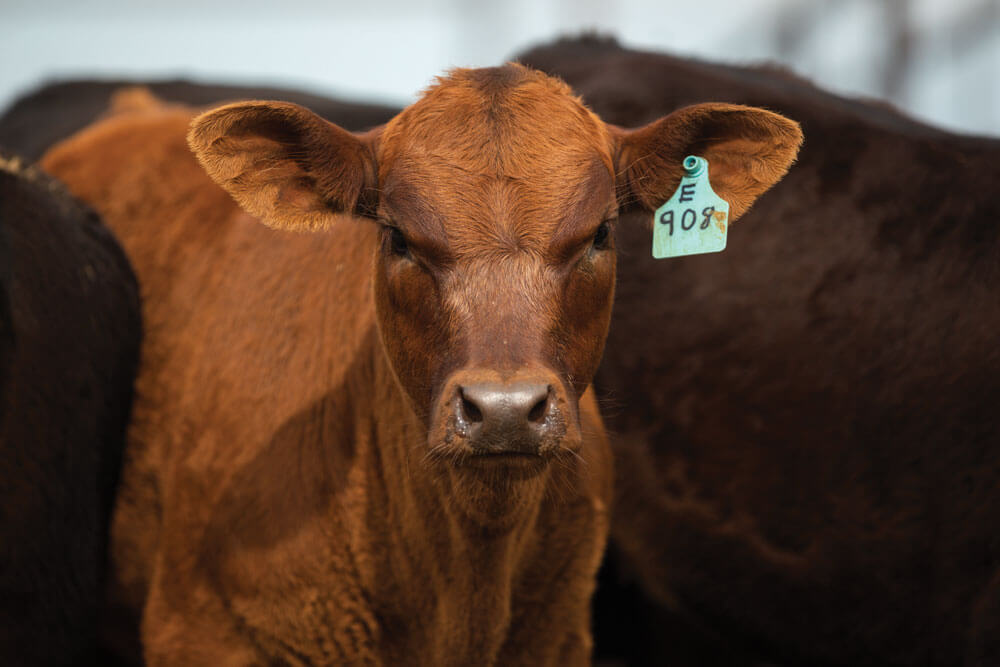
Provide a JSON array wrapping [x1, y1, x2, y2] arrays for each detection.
[[518, 37, 1000, 667], [0, 154, 140, 664]]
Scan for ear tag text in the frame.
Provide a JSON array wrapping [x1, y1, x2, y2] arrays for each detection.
[[652, 156, 729, 259]]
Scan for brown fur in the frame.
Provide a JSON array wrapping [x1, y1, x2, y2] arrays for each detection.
[[42, 63, 798, 665], [106, 87, 172, 116]]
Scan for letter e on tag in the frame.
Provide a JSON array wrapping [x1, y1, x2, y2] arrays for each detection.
[[652, 156, 730, 259]]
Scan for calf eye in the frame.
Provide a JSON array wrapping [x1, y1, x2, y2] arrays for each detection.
[[592, 221, 611, 250], [388, 226, 410, 257]]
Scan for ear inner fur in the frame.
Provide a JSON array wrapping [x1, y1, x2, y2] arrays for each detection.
[[615, 103, 803, 221], [187, 101, 379, 232]]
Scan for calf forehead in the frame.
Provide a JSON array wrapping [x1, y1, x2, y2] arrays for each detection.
[[379, 65, 615, 251], [382, 65, 612, 174]]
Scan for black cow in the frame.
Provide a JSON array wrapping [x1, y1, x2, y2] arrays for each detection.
[[518, 36, 1000, 667], [0, 153, 140, 664]]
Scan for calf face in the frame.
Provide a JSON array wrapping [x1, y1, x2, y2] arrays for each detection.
[[188, 64, 801, 470]]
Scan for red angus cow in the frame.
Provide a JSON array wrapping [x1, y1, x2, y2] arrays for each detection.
[[42, 65, 799, 664], [519, 35, 1000, 667]]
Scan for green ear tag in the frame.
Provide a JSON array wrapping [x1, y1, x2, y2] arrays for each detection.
[[652, 156, 729, 259]]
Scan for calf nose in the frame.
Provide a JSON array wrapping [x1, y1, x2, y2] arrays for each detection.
[[457, 381, 558, 454]]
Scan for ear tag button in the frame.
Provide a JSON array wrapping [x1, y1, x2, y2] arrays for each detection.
[[652, 155, 729, 259]]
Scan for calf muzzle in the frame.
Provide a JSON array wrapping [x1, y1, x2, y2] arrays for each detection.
[[437, 369, 570, 458]]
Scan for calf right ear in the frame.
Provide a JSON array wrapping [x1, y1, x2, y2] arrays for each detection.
[[188, 101, 379, 232], [614, 103, 803, 222]]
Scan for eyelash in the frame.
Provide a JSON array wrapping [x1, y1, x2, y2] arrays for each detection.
[[592, 220, 613, 250], [380, 221, 411, 259], [388, 226, 409, 257]]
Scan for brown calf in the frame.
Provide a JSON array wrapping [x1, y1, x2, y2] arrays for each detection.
[[43, 64, 799, 664]]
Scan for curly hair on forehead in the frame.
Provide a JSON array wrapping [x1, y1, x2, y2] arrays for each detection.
[[381, 64, 611, 181]]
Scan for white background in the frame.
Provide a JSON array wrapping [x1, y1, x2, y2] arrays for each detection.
[[1, 0, 998, 136]]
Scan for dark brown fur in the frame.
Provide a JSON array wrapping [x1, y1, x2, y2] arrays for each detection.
[[519, 35, 1000, 667], [42, 64, 798, 665], [0, 153, 140, 665]]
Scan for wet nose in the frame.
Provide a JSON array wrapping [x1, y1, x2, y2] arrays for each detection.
[[457, 380, 558, 454]]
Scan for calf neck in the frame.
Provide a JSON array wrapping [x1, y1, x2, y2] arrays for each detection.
[[43, 64, 800, 664]]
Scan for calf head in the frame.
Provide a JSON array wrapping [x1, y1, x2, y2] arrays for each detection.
[[189, 64, 801, 471]]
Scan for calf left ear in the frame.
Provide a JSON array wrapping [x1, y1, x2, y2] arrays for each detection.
[[188, 101, 379, 232], [614, 103, 803, 222]]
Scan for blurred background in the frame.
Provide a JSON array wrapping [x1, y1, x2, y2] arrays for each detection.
[[1, 0, 998, 136]]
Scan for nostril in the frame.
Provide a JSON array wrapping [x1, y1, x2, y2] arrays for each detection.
[[459, 390, 484, 424], [527, 387, 550, 424], [451, 380, 561, 451]]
